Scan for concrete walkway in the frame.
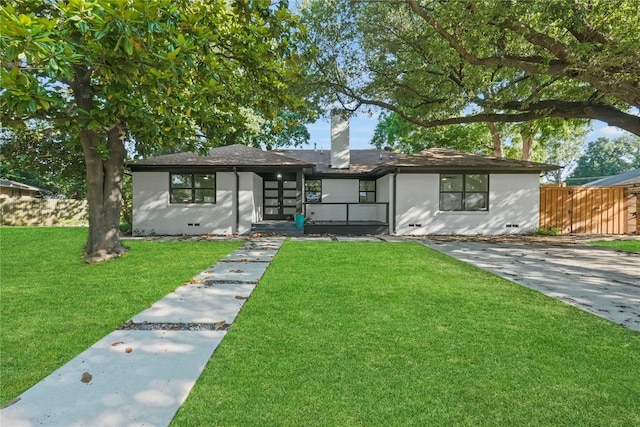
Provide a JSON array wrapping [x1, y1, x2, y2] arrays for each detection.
[[1, 237, 285, 427], [421, 240, 640, 333]]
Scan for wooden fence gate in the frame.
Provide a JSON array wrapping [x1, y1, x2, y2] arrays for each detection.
[[539, 186, 633, 234]]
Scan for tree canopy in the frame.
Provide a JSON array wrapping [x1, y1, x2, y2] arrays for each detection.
[[0, 122, 86, 197], [302, 0, 640, 138], [568, 135, 640, 185], [1, 0, 315, 261]]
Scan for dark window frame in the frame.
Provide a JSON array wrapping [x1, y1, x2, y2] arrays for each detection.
[[304, 179, 322, 203], [169, 173, 216, 204], [359, 179, 376, 203], [439, 173, 489, 211]]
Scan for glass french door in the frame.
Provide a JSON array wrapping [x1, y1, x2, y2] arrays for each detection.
[[264, 179, 297, 220]]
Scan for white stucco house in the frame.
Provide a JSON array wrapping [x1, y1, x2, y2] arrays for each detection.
[[128, 117, 557, 236]]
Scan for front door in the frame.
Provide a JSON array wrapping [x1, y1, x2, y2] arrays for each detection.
[[264, 178, 297, 220]]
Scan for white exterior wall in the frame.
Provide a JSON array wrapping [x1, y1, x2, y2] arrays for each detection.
[[395, 173, 540, 235], [376, 175, 392, 226], [305, 178, 387, 222], [252, 174, 263, 223], [306, 179, 358, 221], [330, 115, 350, 169], [132, 171, 260, 236], [237, 172, 256, 234]]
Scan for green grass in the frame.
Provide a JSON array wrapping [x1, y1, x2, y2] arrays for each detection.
[[172, 241, 640, 426], [587, 239, 640, 253], [0, 227, 243, 405]]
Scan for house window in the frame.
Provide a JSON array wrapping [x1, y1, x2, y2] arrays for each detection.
[[359, 180, 376, 203], [305, 179, 322, 203], [439, 174, 489, 211], [170, 173, 216, 204]]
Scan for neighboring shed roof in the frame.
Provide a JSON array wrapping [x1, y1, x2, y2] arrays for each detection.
[[583, 168, 640, 187], [0, 178, 44, 192], [128, 144, 312, 171]]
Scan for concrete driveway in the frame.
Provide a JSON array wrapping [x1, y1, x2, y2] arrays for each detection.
[[420, 240, 640, 333]]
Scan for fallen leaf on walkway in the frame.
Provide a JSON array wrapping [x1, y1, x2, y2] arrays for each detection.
[[214, 320, 229, 329], [230, 269, 244, 273], [125, 347, 133, 353], [81, 372, 92, 383], [111, 341, 124, 346], [235, 295, 248, 300]]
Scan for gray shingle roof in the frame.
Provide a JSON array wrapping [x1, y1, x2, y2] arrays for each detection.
[[277, 147, 557, 174], [379, 148, 558, 172], [273, 149, 394, 174], [128, 145, 558, 174], [128, 144, 312, 169], [583, 168, 640, 187]]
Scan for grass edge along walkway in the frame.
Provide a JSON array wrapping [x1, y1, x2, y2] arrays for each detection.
[[172, 241, 640, 426], [587, 239, 640, 253], [0, 227, 243, 405]]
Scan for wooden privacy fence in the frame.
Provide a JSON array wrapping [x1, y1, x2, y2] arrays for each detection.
[[540, 186, 637, 234], [0, 198, 88, 226]]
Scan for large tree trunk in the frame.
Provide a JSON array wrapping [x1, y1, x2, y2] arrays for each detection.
[[72, 65, 129, 263], [520, 130, 534, 161], [81, 125, 130, 263], [485, 121, 504, 157]]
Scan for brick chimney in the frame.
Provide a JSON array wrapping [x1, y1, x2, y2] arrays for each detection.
[[330, 114, 350, 169]]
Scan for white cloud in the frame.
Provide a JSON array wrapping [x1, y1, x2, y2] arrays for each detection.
[[599, 126, 627, 136]]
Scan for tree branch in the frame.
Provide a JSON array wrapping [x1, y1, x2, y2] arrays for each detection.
[[404, 0, 640, 108], [329, 80, 640, 136]]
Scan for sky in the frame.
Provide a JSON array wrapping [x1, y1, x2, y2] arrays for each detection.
[[301, 114, 631, 151]]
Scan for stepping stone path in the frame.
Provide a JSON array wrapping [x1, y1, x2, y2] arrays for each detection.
[[2, 237, 285, 427]]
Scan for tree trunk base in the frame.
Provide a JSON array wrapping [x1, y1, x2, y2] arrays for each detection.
[[84, 244, 130, 264]]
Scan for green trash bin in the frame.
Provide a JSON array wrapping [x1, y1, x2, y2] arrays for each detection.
[[295, 213, 305, 229]]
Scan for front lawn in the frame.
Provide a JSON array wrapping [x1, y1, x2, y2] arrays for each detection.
[[173, 241, 640, 426], [587, 239, 640, 253], [0, 227, 243, 405]]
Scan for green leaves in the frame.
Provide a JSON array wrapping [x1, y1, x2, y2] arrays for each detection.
[[302, 0, 640, 139], [569, 135, 640, 183], [1, 0, 316, 150]]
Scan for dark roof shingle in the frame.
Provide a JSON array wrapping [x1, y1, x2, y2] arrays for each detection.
[[379, 148, 558, 172], [129, 144, 312, 169], [128, 145, 558, 174], [273, 149, 394, 174]]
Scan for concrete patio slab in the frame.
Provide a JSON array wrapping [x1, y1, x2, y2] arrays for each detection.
[[1, 330, 225, 427], [422, 241, 640, 332], [130, 283, 256, 324]]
